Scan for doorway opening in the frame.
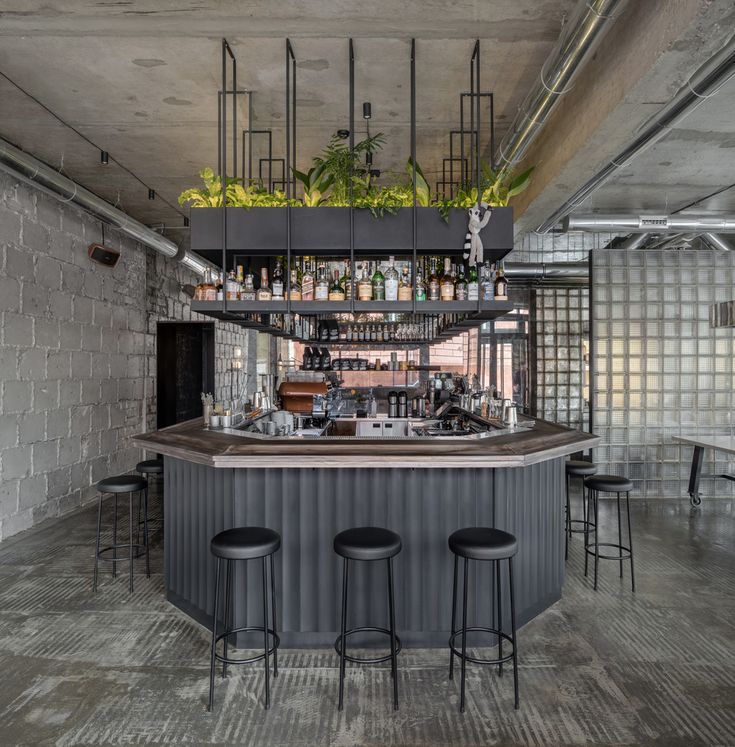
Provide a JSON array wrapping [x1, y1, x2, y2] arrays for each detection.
[[156, 322, 215, 428]]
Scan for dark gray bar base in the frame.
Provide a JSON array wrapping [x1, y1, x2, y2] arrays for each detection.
[[164, 457, 565, 647]]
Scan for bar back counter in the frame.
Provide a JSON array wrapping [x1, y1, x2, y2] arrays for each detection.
[[134, 417, 598, 646]]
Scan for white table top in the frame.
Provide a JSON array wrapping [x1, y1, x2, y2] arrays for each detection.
[[675, 434, 735, 455]]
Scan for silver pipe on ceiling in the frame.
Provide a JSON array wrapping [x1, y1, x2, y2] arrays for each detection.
[[504, 261, 588, 279], [565, 214, 735, 232], [701, 233, 733, 251], [536, 33, 735, 233], [495, 0, 628, 170], [614, 232, 651, 251], [0, 137, 215, 276]]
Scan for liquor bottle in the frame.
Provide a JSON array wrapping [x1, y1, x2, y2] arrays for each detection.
[[287, 269, 301, 300], [427, 258, 440, 301], [358, 324, 365, 341], [256, 267, 272, 301], [372, 262, 385, 301], [440, 258, 455, 301], [467, 264, 479, 301], [226, 270, 240, 301], [398, 265, 412, 301], [272, 259, 284, 299], [357, 263, 373, 301], [494, 264, 508, 300], [370, 324, 377, 341], [302, 258, 315, 300], [481, 262, 494, 301], [236, 265, 244, 284], [384, 256, 399, 301], [341, 261, 353, 300], [315, 263, 329, 300], [455, 266, 468, 301], [241, 272, 256, 301], [194, 267, 218, 301], [328, 270, 345, 301], [415, 267, 427, 301], [215, 271, 224, 301]]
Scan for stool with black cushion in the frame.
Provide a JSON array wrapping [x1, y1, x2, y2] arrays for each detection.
[[92, 475, 150, 594], [565, 459, 598, 560], [448, 527, 519, 713], [583, 474, 635, 592], [207, 527, 280, 711], [135, 458, 163, 543], [333, 526, 402, 711]]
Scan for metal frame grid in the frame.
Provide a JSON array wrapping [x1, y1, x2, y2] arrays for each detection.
[[592, 248, 735, 498]]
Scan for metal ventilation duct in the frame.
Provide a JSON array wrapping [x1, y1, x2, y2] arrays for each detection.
[[565, 214, 735, 233], [538, 33, 735, 233], [701, 233, 733, 251], [495, 0, 628, 169], [504, 261, 588, 280], [0, 137, 215, 276]]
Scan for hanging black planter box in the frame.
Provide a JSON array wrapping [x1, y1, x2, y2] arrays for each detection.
[[188, 205, 513, 258]]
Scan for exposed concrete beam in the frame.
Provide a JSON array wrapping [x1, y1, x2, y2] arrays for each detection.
[[510, 0, 735, 237]]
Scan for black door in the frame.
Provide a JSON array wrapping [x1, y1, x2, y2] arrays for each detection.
[[157, 322, 215, 428]]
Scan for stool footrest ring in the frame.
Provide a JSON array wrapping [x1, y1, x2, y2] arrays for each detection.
[[334, 626, 402, 664], [584, 542, 632, 561], [568, 519, 595, 534], [449, 626, 515, 666], [96, 544, 146, 563], [214, 626, 279, 665]]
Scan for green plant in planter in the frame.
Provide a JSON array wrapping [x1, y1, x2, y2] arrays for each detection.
[[178, 168, 294, 208], [352, 180, 413, 217], [292, 163, 333, 206]]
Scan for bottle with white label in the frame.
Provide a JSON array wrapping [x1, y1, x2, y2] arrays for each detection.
[[384, 256, 399, 301], [272, 260, 284, 299], [315, 263, 329, 300], [467, 265, 479, 301]]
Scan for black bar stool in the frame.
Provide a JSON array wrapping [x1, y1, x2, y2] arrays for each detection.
[[583, 475, 635, 592], [565, 459, 597, 560], [208, 527, 280, 711], [333, 527, 402, 711], [136, 458, 163, 542], [448, 527, 519, 713], [92, 475, 150, 593]]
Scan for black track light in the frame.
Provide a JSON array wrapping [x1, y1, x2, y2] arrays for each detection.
[[148, 188, 155, 200], [184, 216, 190, 227], [366, 151, 373, 166], [362, 102, 372, 120], [336, 129, 350, 140], [100, 150, 109, 165]]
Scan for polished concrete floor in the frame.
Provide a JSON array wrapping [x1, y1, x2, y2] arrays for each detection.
[[0, 488, 733, 746]]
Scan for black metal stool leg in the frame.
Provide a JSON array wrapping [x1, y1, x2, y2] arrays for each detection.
[[112, 493, 118, 578], [262, 556, 270, 709], [496, 559, 503, 677], [626, 491, 635, 592], [143, 487, 150, 578], [270, 553, 278, 678], [565, 474, 571, 560], [449, 553, 458, 680], [583, 486, 590, 578], [508, 557, 519, 710], [136, 485, 142, 546], [593, 490, 600, 591], [208, 557, 221, 712], [387, 557, 399, 710], [128, 491, 134, 593], [338, 557, 348, 711], [92, 492, 103, 592], [616, 492, 623, 579], [460, 557, 469, 714], [222, 560, 232, 678]]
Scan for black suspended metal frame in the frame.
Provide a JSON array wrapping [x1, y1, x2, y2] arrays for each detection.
[[191, 37, 513, 345]]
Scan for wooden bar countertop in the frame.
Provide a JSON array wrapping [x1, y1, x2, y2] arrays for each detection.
[[133, 416, 599, 469]]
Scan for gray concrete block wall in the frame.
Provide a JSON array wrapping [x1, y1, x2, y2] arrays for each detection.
[[0, 172, 255, 541]]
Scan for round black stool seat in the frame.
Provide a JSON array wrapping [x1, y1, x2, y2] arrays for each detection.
[[566, 459, 597, 477], [334, 526, 402, 561], [584, 474, 633, 493], [136, 458, 163, 474], [449, 527, 518, 561], [97, 475, 147, 493], [211, 527, 281, 560]]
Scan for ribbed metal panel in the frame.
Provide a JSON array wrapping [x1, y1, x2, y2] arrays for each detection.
[[164, 458, 565, 646]]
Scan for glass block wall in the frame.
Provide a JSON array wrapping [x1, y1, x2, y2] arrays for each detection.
[[592, 249, 735, 498]]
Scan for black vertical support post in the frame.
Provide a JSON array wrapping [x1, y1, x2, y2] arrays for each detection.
[[217, 93, 222, 179], [232, 55, 237, 182], [349, 39, 355, 315], [221, 40, 231, 315], [470, 73, 475, 187], [411, 39, 417, 315], [248, 92, 253, 183], [472, 41, 483, 314], [285, 40, 294, 314], [459, 95, 465, 187], [490, 93, 495, 171], [292, 52, 297, 197], [588, 248, 594, 452]]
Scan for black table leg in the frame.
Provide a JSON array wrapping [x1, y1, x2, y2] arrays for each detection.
[[687, 445, 704, 507]]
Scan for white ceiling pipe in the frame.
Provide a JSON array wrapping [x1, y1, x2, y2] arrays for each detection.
[[537, 33, 735, 233], [504, 261, 588, 279], [614, 232, 651, 251], [0, 137, 218, 276], [565, 214, 735, 232], [495, 0, 628, 170]]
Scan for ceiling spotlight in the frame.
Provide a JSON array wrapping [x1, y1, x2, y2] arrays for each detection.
[[336, 129, 350, 140], [362, 102, 372, 120], [184, 216, 190, 227], [366, 151, 373, 166], [369, 168, 381, 178], [100, 150, 109, 165], [148, 188, 155, 200]]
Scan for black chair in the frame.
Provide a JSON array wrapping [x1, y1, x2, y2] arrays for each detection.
[[136, 458, 163, 542], [583, 475, 635, 592], [333, 526, 402, 711], [208, 527, 280, 711], [448, 527, 519, 713], [565, 460, 598, 560], [92, 475, 150, 593]]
